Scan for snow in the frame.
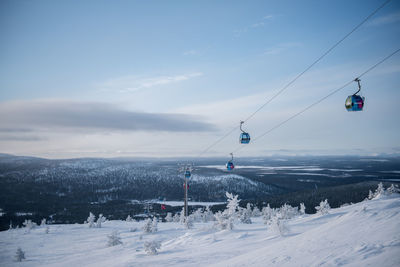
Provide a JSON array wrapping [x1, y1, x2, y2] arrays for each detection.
[[1, 195, 399, 267]]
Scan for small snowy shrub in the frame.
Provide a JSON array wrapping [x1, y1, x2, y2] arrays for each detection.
[[165, 212, 173, 222], [96, 214, 106, 228], [144, 240, 161, 255], [315, 199, 331, 215], [179, 207, 186, 224], [193, 208, 204, 222], [203, 206, 215, 222], [107, 230, 123, 247], [299, 203, 306, 215], [225, 192, 240, 217], [14, 247, 25, 262], [142, 218, 152, 233], [40, 218, 47, 227], [151, 217, 158, 233], [279, 203, 299, 220], [262, 204, 274, 223], [86, 212, 96, 228], [214, 211, 233, 230], [126, 215, 133, 222]]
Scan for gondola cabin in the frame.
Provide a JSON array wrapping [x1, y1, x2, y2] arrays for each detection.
[[345, 95, 364, 111], [184, 170, 191, 178], [226, 161, 234, 171], [240, 132, 251, 144]]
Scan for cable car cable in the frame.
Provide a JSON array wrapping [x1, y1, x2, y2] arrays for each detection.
[[195, 0, 392, 158], [230, 47, 400, 155]]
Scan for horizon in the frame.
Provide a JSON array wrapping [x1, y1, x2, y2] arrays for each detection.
[[1, 0, 399, 158]]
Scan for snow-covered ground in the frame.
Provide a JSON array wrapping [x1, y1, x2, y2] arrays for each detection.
[[1, 194, 399, 267]]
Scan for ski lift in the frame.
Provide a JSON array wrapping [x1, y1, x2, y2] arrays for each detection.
[[226, 153, 235, 171], [345, 78, 365, 111], [239, 121, 251, 144]]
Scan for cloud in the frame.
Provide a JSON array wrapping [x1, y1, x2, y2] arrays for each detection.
[[263, 42, 302, 55], [251, 14, 275, 28], [183, 50, 199, 56], [368, 11, 400, 26], [0, 100, 216, 134], [99, 72, 203, 93]]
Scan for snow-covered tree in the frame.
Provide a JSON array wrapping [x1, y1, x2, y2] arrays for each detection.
[[300, 203, 306, 215], [184, 215, 194, 229], [240, 203, 252, 224], [22, 219, 37, 230], [193, 208, 203, 222], [165, 212, 173, 222], [40, 218, 47, 227], [214, 211, 234, 230], [86, 212, 96, 228], [14, 247, 25, 262], [374, 182, 385, 197], [262, 204, 274, 223], [126, 215, 133, 222], [151, 217, 158, 233], [179, 207, 186, 224], [252, 206, 261, 217], [368, 190, 374, 200], [387, 184, 399, 194], [315, 199, 331, 215], [96, 214, 106, 228], [142, 218, 152, 233], [225, 192, 240, 217], [144, 240, 161, 255], [107, 230, 123, 247], [203, 206, 215, 222], [279, 203, 299, 219], [173, 213, 180, 223]]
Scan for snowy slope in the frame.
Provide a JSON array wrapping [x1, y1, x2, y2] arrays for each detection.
[[1, 194, 399, 267]]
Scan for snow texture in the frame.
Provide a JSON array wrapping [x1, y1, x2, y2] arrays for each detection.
[[1, 194, 400, 266]]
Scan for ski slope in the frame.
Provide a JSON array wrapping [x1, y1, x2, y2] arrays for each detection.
[[1, 194, 399, 267]]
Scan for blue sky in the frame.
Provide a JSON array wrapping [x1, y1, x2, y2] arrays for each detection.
[[0, 0, 399, 158]]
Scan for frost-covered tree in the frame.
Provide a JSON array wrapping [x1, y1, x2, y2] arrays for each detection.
[[184, 215, 194, 229], [203, 206, 215, 222], [315, 199, 331, 215], [96, 214, 106, 228], [252, 206, 261, 217], [299, 203, 306, 215], [368, 190, 374, 200], [225, 192, 240, 217], [23, 219, 37, 230], [387, 184, 399, 194], [214, 211, 234, 230], [262, 204, 274, 223], [165, 212, 173, 222], [279, 203, 299, 219], [173, 213, 180, 223], [272, 217, 289, 236], [86, 212, 96, 228], [142, 218, 152, 233], [193, 208, 203, 222], [374, 182, 385, 197], [126, 215, 133, 222], [107, 230, 123, 247], [151, 217, 158, 233], [40, 218, 47, 227], [14, 247, 25, 262], [144, 240, 161, 255], [179, 207, 186, 224], [240, 204, 252, 224]]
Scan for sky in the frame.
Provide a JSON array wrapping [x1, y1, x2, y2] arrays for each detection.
[[0, 0, 399, 159]]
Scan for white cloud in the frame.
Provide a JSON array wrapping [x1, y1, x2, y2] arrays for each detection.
[[183, 50, 199, 56], [98, 72, 203, 93], [368, 11, 400, 26], [263, 42, 302, 55]]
